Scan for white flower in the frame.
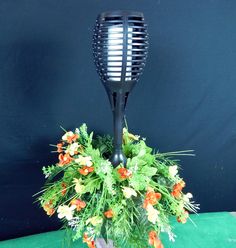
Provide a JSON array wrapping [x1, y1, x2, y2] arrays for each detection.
[[101, 161, 112, 174], [122, 187, 137, 199], [75, 128, 80, 135], [183, 192, 193, 203], [73, 178, 85, 194], [167, 229, 176, 242], [86, 227, 95, 236], [75, 155, 93, 167], [57, 205, 76, 221], [186, 192, 193, 199], [68, 217, 80, 230], [169, 165, 178, 178], [146, 204, 160, 224], [62, 131, 74, 141], [66, 143, 80, 156], [86, 216, 103, 226]]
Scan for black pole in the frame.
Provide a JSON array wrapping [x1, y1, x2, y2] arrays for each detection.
[[93, 10, 149, 168], [110, 91, 127, 167]]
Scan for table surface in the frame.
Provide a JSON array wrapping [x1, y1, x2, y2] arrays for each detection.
[[0, 212, 236, 248]]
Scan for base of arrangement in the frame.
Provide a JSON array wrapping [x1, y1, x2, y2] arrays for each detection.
[[95, 238, 114, 248]]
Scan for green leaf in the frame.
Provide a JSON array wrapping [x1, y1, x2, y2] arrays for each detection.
[[36, 123, 198, 246], [84, 177, 101, 194], [129, 174, 147, 191], [141, 166, 157, 177], [127, 157, 146, 171], [141, 153, 156, 165], [104, 174, 115, 195], [88, 131, 94, 144]]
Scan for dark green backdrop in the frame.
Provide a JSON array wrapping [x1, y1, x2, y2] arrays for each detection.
[[0, 0, 236, 241]]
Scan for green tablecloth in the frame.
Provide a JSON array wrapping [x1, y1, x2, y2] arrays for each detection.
[[1, 212, 236, 248]]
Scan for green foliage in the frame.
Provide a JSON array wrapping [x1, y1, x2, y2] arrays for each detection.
[[141, 166, 158, 177], [36, 124, 199, 248], [77, 123, 93, 146], [93, 135, 113, 158], [42, 165, 57, 178]]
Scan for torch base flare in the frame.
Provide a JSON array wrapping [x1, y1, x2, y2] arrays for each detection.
[[110, 150, 127, 168]]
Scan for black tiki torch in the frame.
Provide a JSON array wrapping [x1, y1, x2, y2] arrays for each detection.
[[93, 10, 149, 167]]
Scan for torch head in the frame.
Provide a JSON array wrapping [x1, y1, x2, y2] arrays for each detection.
[[93, 10, 149, 97]]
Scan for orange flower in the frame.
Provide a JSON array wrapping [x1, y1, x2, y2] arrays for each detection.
[[46, 208, 55, 216], [79, 166, 94, 176], [177, 210, 189, 224], [83, 233, 96, 248], [58, 153, 73, 166], [57, 143, 63, 153], [148, 231, 164, 248], [104, 209, 114, 218], [61, 182, 67, 196], [67, 134, 79, 144], [143, 188, 161, 209], [171, 189, 180, 198], [70, 199, 86, 211], [171, 181, 185, 198], [62, 131, 79, 144], [43, 201, 55, 216], [117, 168, 132, 180]]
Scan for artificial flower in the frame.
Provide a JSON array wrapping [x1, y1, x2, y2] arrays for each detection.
[[104, 209, 113, 218], [177, 210, 189, 224], [68, 217, 80, 230], [122, 186, 137, 198], [117, 167, 132, 180], [98, 161, 112, 174], [146, 204, 160, 224], [185, 192, 193, 198], [43, 201, 55, 216], [148, 231, 164, 248], [73, 178, 85, 194], [70, 198, 86, 211], [174, 201, 185, 216], [58, 153, 73, 166], [86, 216, 103, 226], [61, 182, 67, 196], [169, 165, 178, 178], [75, 155, 93, 167], [57, 143, 63, 153], [38, 124, 198, 247], [83, 233, 96, 248], [123, 128, 140, 142], [167, 228, 176, 242], [66, 143, 80, 156], [57, 205, 76, 221], [79, 166, 94, 176], [171, 180, 185, 198], [143, 188, 161, 209], [62, 131, 78, 144], [183, 192, 193, 203]]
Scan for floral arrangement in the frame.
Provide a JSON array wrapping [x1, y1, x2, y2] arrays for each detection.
[[36, 124, 198, 248]]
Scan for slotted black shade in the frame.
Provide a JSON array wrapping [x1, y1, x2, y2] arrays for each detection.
[[93, 11, 149, 84]]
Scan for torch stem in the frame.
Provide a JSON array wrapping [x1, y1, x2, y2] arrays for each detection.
[[110, 91, 127, 167]]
